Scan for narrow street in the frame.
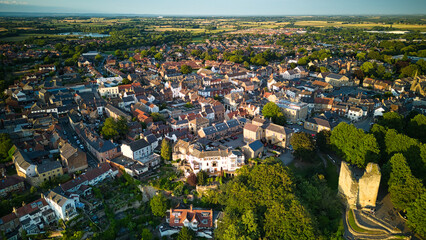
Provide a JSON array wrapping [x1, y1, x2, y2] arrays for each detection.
[[59, 118, 99, 168]]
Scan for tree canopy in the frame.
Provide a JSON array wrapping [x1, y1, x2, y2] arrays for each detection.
[[407, 192, 426, 239], [160, 138, 172, 162], [149, 193, 169, 217], [177, 226, 195, 240], [213, 164, 316, 240], [100, 117, 129, 140], [330, 122, 379, 168], [388, 153, 424, 211], [262, 102, 286, 126], [290, 132, 316, 162], [180, 64, 193, 74]]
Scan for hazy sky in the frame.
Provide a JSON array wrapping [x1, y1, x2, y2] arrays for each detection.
[[0, 0, 425, 15]]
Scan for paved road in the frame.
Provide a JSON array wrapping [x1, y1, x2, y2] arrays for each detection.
[[59, 118, 99, 168], [354, 116, 374, 132]]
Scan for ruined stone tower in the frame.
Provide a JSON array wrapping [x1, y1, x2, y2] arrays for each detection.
[[338, 161, 381, 209]]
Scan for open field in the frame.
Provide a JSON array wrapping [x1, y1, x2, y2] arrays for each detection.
[[0, 33, 71, 42], [294, 21, 426, 31]]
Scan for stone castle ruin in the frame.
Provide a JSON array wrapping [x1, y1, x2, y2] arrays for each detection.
[[338, 161, 381, 209]]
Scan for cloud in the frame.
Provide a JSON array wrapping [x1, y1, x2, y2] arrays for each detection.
[[0, 0, 28, 5]]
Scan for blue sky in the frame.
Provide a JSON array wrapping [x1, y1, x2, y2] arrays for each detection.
[[0, 0, 425, 15]]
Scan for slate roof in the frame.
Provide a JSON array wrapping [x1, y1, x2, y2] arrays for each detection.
[[202, 126, 217, 136], [37, 161, 62, 174], [126, 139, 150, 151], [226, 119, 239, 128], [248, 140, 264, 152], [215, 123, 229, 132]]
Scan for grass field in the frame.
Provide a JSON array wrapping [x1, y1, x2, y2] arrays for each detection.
[[0, 33, 70, 42], [294, 21, 426, 31]]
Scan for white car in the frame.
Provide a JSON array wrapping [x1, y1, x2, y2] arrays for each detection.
[[79, 144, 84, 149]]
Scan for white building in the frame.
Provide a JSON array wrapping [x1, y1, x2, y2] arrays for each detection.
[[178, 146, 244, 174], [96, 76, 123, 86], [347, 107, 364, 122], [14, 199, 56, 235], [122, 139, 153, 160], [281, 70, 301, 80], [44, 191, 77, 221], [98, 86, 119, 98]]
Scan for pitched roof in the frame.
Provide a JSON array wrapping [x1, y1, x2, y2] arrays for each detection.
[[0, 175, 24, 190], [37, 161, 62, 174], [244, 123, 259, 132], [248, 140, 264, 152], [266, 123, 286, 134], [126, 139, 150, 151], [15, 198, 48, 217], [84, 163, 112, 182], [46, 190, 70, 207]]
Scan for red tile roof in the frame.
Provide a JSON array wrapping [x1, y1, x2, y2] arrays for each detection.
[[169, 205, 213, 228], [15, 198, 48, 217]]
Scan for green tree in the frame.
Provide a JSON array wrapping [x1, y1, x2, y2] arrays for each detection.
[[0, 133, 13, 162], [297, 56, 309, 66], [30, 186, 37, 194], [264, 201, 315, 240], [388, 153, 424, 211], [243, 61, 250, 69], [140, 228, 152, 240], [114, 49, 122, 57], [262, 102, 286, 126], [95, 54, 103, 62], [197, 170, 208, 186], [290, 133, 316, 162], [384, 129, 425, 181], [378, 112, 404, 132], [360, 62, 374, 73], [151, 112, 165, 122], [100, 117, 128, 140], [120, 78, 131, 85], [407, 114, 426, 143], [407, 192, 426, 239], [214, 164, 315, 240], [149, 193, 168, 217], [177, 226, 195, 240], [330, 122, 379, 168], [316, 130, 331, 152], [129, 57, 136, 62], [160, 138, 171, 162], [154, 52, 163, 61], [356, 52, 366, 61], [100, 118, 119, 140], [180, 64, 193, 74], [241, 210, 260, 239]]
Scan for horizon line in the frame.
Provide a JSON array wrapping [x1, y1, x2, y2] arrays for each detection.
[[0, 11, 425, 17]]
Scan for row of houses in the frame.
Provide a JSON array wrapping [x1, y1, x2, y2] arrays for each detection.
[[0, 163, 118, 239]]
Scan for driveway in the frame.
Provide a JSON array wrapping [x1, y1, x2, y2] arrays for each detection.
[[279, 151, 294, 165]]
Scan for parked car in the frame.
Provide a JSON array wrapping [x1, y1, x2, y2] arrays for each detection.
[[80, 144, 84, 149]]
